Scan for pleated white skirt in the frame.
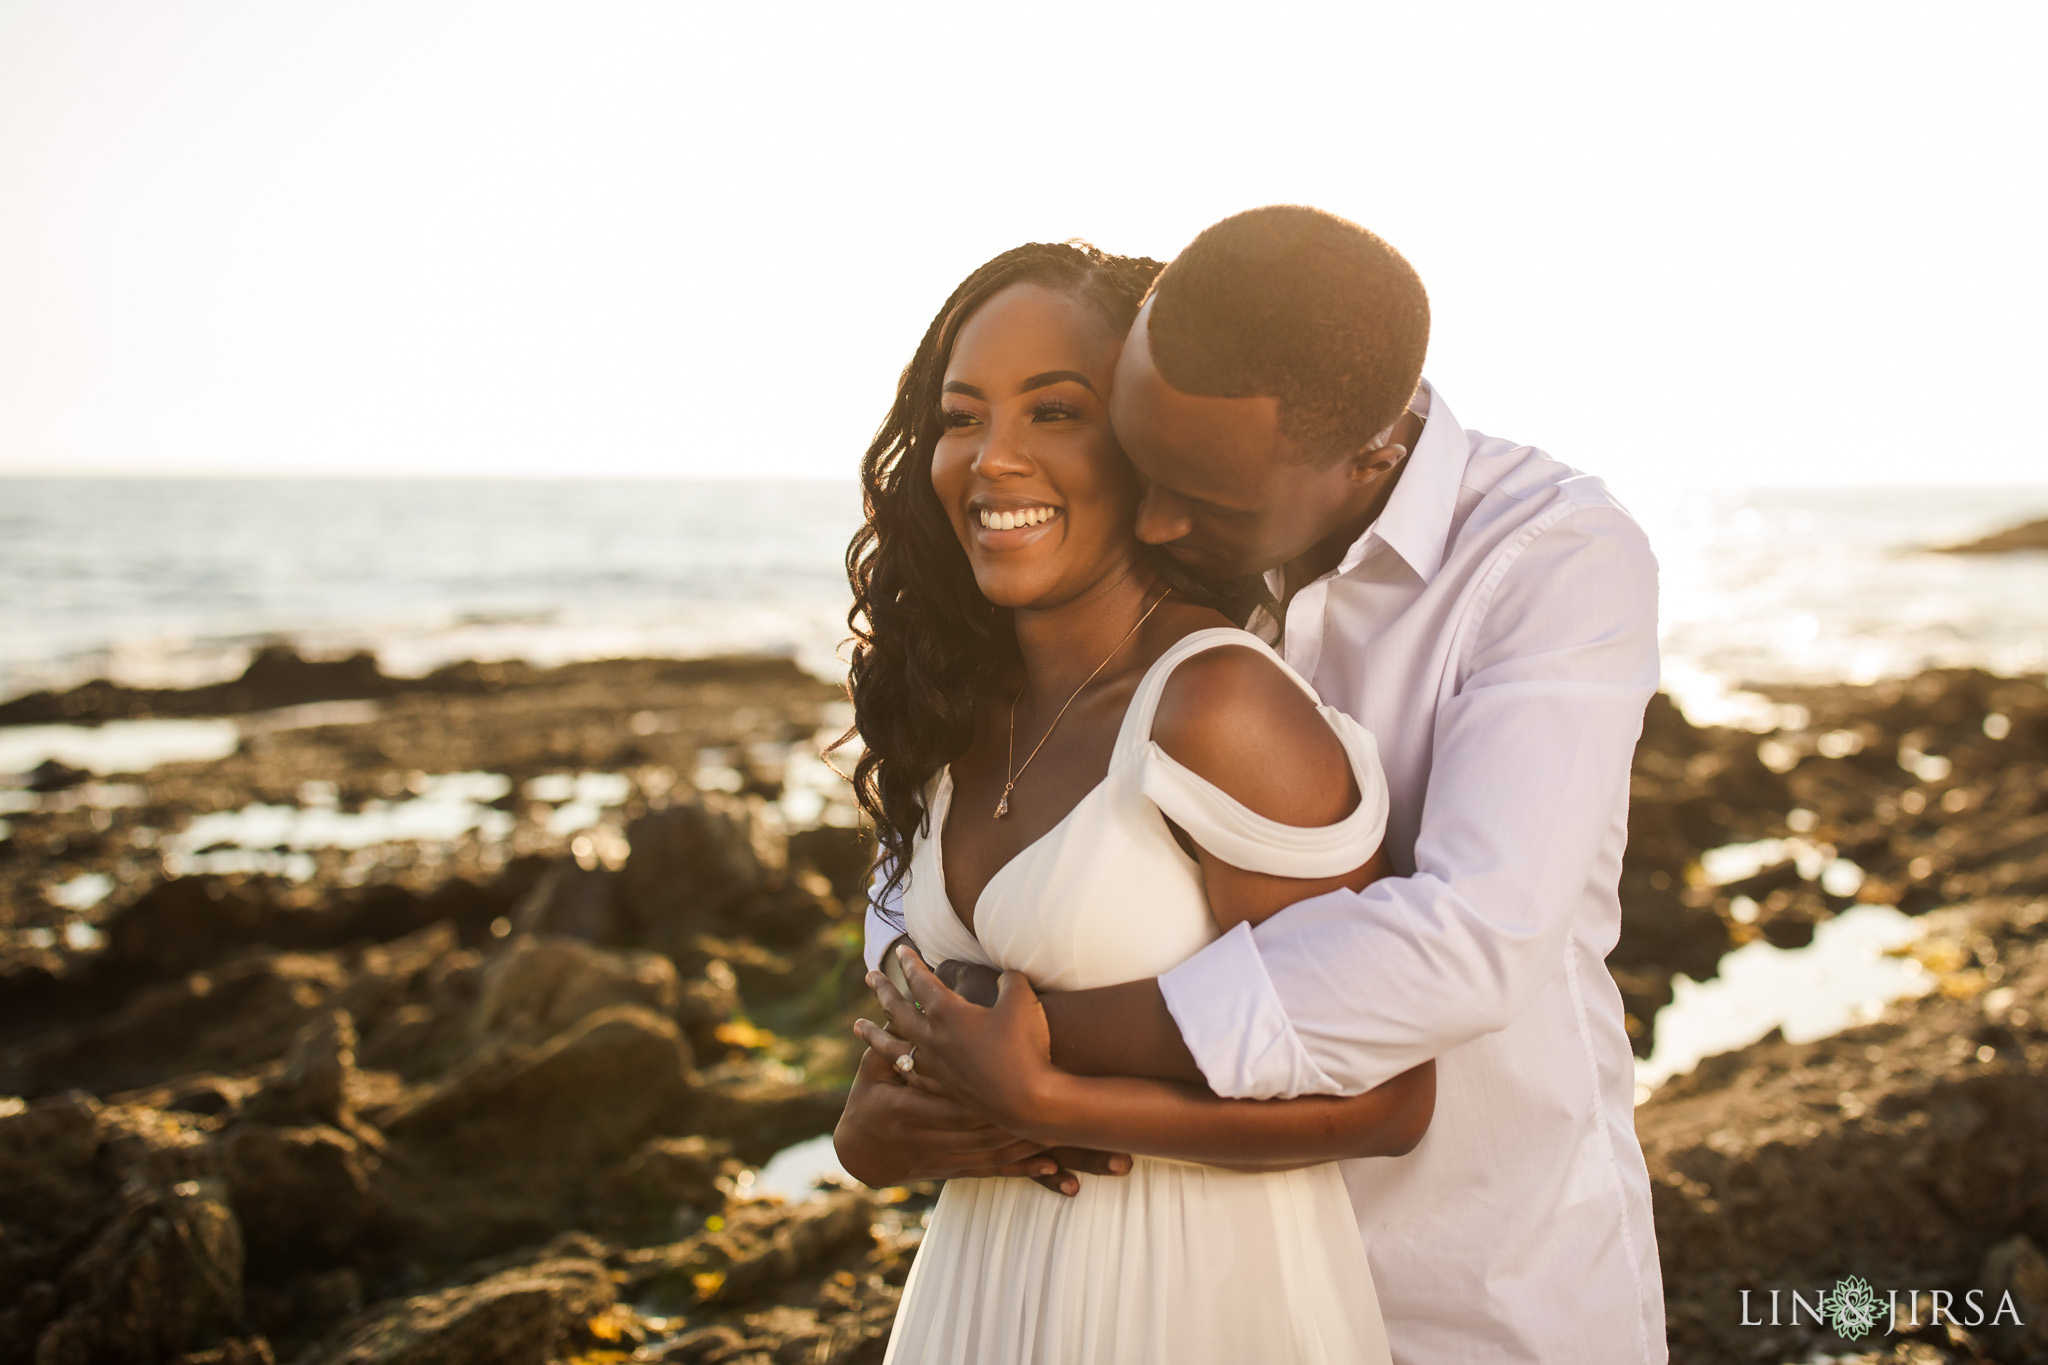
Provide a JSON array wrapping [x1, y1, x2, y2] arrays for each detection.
[[883, 1157, 1390, 1365]]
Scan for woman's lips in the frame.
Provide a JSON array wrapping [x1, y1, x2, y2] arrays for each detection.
[[976, 504, 1059, 531], [971, 504, 1062, 546]]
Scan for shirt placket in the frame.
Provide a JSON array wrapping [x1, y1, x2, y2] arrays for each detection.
[[1282, 576, 1331, 681]]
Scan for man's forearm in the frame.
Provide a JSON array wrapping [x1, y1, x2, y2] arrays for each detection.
[[1040, 978, 1205, 1085]]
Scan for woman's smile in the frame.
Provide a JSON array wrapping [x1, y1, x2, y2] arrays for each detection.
[[972, 498, 1063, 539], [928, 281, 1141, 611]]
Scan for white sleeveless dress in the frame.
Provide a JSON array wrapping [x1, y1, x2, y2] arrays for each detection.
[[884, 628, 1396, 1365]]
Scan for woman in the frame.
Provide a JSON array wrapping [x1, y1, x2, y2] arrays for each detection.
[[835, 242, 1434, 1364]]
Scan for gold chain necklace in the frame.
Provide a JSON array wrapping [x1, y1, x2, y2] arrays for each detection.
[[994, 588, 1171, 819]]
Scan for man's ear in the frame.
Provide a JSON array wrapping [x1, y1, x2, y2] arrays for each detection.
[[1347, 443, 1407, 484]]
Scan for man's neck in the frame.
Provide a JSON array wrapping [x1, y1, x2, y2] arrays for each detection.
[[1278, 410, 1421, 605]]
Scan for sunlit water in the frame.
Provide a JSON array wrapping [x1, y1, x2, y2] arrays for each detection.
[[4, 481, 2046, 716], [1633, 904, 1934, 1097]]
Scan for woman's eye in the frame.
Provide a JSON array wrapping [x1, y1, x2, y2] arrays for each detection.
[[1031, 401, 1081, 422], [939, 408, 980, 430]]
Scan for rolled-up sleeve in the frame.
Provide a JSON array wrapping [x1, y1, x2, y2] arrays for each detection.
[[863, 861, 908, 972], [1159, 504, 1660, 1098]]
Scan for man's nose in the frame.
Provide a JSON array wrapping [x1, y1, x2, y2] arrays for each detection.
[[1134, 485, 1192, 546]]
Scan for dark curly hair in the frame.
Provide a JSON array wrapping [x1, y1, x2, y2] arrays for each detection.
[[838, 241, 1256, 898]]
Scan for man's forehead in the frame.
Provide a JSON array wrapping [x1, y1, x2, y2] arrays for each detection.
[[1112, 329, 1283, 506]]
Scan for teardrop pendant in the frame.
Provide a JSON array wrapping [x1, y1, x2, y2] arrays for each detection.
[[994, 785, 1012, 819]]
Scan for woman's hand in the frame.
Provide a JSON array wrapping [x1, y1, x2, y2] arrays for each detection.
[[867, 946, 1064, 1141]]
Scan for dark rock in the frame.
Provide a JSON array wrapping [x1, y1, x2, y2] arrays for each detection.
[[787, 825, 876, 904], [244, 1009, 357, 1129], [622, 793, 785, 939], [692, 1071, 851, 1166], [464, 935, 681, 1050], [224, 1123, 387, 1271], [5, 952, 346, 1098], [601, 1135, 742, 1232], [510, 861, 624, 941], [1935, 517, 2048, 554], [100, 877, 280, 980], [1647, 897, 2048, 1365], [32, 1177, 244, 1365], [375, 1004, 697, 1257], [1979, 1234, 2048, 1358], [26, 759, 89, 793], [0, 1092, 116, 1302], [174, 1339, 276, 1365], [304, 1255, 613, 1365], [624, 1191, 876, 1313]]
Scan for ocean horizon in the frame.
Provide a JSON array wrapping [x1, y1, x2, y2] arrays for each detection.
[[6, 476, 2048, 725]]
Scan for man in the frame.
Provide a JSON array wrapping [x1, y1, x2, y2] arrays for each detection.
[[840, 205, 1666, 1362]]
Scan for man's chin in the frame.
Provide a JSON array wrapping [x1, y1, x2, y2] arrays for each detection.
[[1163, 542, 1257, 580]]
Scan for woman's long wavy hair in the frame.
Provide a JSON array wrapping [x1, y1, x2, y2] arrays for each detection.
[[839, 241, 1260, 897]]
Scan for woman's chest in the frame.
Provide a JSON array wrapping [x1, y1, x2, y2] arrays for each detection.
[[909, 763, 1220, 992]]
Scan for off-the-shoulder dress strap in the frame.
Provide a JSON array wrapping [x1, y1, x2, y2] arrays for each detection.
[[1115, 628, 1391, 878], [1110, 628, 1311, 764]]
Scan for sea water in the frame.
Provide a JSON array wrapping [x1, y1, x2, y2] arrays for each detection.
[[4, 479, 2046, 711]]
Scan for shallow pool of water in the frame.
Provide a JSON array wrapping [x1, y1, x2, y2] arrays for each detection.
[[0, 719, 241, 775], [1636, 903, 1933, 1098]]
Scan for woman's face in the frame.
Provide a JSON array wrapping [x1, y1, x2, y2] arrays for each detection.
[[929, 282, 1141, 611]]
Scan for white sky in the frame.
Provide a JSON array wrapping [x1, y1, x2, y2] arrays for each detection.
[[1, 1, 2042, 503]]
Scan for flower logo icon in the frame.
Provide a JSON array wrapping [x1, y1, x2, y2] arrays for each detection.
[[1824, 1274, 1883, 1340]]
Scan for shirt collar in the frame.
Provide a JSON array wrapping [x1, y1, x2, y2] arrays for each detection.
[[1333, 378, 1464, 585]]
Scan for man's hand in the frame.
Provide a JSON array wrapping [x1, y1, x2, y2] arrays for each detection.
[[833, 1045, 1053, 1188]]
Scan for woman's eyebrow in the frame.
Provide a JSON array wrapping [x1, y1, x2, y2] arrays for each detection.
[[1017, 370, 1097, 395], [941, 381, 986, 398]]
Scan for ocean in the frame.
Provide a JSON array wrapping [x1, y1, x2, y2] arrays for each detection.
[[4, 478, 2047, 716]]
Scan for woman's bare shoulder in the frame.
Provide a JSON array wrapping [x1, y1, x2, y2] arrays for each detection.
[[1148, 639, 1357, 828]]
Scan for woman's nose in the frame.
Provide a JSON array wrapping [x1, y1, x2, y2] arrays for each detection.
[[1134, 485, 1193, 546], [971, 417, 1036, 479]]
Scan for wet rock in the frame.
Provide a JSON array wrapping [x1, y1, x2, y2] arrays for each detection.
[[600, 1135, 743, 1234], [376, 1004, 697, 1257], [510, 861, 624, 941], [676, 957, 743, 1066], [693, 1069, 851, 1166], [5, 952, 347, 1099], [1935, 517, 2048, 555], [623, 793, 786, 939], [224, 1123, 387, 1271], [304, 1254, 613, 1365], [101, 877, 282, 981], [32, 1178, 244, 1365], [26, 759, 89, 793], [1979, 1234, 2048, 1358], [464, 934, 681, 1050], [623, 1191, 876, 1310], [244, 1009, 357, 1129], [1647, 897, 2048, 1365], [174, 1339, 276, 1365], [0, 1092, 117, 1301], [788, 825, 877, 904]]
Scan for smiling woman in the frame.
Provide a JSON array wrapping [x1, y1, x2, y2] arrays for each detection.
[[840, 241, 1254, 901]]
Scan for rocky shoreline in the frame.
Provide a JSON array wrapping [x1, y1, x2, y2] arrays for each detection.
[[1, 648, 2045, 1363]]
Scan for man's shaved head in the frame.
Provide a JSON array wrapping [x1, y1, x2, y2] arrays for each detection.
[[1145, 205, 1429, 463]]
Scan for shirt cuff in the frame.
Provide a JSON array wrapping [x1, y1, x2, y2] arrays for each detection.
[[863, 899, 907, 974], [1157, 919, 1344, 1100]]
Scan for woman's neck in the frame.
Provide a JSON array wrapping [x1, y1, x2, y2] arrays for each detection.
[[1009, 556, 1165, 707]]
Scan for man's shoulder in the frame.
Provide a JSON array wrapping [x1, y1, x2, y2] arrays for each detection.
[[1454, 429, 1647, 555], [1461, 429, 1630, 513]]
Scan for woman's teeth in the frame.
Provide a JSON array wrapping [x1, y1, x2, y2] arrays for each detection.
[[978, 506, 1059, 531]]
